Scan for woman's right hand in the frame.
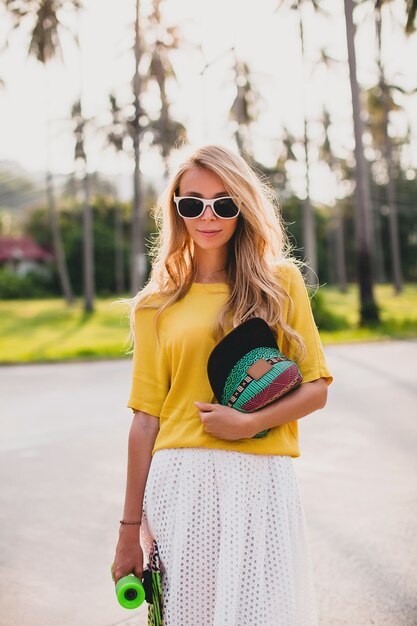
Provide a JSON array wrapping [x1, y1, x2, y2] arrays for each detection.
[[112, 528, 144, 584]]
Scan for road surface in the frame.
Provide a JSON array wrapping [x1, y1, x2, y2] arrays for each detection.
[[0, 340, 416, 626]]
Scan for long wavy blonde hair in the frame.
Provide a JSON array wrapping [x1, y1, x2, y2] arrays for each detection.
[[117, 143, 307, 361]]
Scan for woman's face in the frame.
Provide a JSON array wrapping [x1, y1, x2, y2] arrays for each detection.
[[177, 166, 239, 251]]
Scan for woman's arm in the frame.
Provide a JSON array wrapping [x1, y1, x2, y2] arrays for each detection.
[[245, 377, 328, 437], [196, 378, 328, 440], [119, 410, 159, 539], [112, 410, 159, 583]]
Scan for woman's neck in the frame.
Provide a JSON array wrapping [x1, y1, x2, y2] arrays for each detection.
[[194, 268, 227, 283], [194, 247, 228, 283]]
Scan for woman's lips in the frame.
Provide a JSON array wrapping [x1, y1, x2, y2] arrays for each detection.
[[197, 230, 221, 237]]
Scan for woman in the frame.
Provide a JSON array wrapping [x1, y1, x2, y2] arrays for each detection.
[[112, 144, 333, 625]]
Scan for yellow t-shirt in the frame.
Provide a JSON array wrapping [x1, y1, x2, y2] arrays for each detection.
[[127, 262, 333, 457]]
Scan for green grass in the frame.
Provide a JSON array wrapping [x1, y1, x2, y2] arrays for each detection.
[[318, 283, 417, 344], [0, 284, 416, 364], [0, 297, 132, 364]]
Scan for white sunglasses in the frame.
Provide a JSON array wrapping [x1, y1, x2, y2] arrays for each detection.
[[173, 195, 240, 219]]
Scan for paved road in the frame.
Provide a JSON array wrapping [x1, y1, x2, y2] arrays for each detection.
[[0, 340, 416, 626]]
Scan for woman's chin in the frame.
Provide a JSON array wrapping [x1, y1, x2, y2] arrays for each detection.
[[193, 237, 228, 251]]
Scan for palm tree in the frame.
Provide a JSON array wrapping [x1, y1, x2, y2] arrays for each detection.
[[72, 6, 95, 312], [144, 0, 186, 178], [3, 0, 77, 305], [130, 0, 146, 295], [276, 0, 320, 286], [229, 54, 260, 158], [343, 0, 379, 323], [71, 99, 94, 312], [373, 0, 405, 293], [109, 0, 186, 293], [106, 93, 128, 295], [363, 83, 388, 285], [314, 49, 350, 291], [320, 108, 348, 292], [276, 126, 298, 195]]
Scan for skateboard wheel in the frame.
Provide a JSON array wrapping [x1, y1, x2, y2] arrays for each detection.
[[115, 574, 146, 609], [111, 565, 146, 609]]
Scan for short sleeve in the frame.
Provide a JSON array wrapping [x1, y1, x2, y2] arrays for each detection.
[[126, 307, 170, 416], [282, 264, 333, 386]]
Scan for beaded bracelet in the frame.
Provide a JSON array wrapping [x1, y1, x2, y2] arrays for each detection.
[[119, 519, 141, 525]]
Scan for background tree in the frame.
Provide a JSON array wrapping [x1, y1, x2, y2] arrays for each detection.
[[71, 99, 94, 311], [319, 107, 348, 292], [3, 0, 77, 304], [105, 93, 129, 294], [229, 53, 259, 158], [130, 0, 146, 294], [24, 197, 130, 296], [143, 0, 187, 178], [275, 127, 298, 196], [276, 0, 323, 286], [373, 0, 405, 292], [343, 0, 379, 323], [128, 0, 186, 292]]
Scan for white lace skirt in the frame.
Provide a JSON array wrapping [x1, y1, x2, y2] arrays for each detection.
[[140, 447, 318, 626]]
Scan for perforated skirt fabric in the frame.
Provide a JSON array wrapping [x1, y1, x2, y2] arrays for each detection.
[[139, 447, 318, 626]]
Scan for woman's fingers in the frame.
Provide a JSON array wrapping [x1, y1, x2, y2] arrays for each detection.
[[194, 401, 215, 410]]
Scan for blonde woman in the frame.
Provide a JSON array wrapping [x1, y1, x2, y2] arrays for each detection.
[[112, 144, 333, 625]]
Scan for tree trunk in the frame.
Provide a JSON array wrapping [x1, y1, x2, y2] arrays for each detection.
[[320, 111, 347, 291], [82, 170, 94, 312], [76, 10, 95, 312], [115, 204, 125, 293], [386, 166, 402, 293], [233, 58, 245, 154], [131, 0, 146, 295], [376, 7, 403, 294], [325, 217, 336, 284], [45, 99, 74, 305], [335, 203, 348, 292], [298, 4, 317, 287], [371, 195, 387, 283], [45, 168, 75, 305], [343, 0, 379, 324], [159, 76, 170, 180]]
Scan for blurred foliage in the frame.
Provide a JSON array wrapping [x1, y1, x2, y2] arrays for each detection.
[[277, 171, 417, 285], [0, 267, 53, 298], [309, 288, 349, 331], [375, 171, 417, 282], [24, 196, 132, 297], [22, 187, 160, 297], [7, 166, 416, 300]]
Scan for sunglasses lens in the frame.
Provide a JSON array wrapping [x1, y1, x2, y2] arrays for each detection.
[[178, 198, 204, 218], [213, 198, 239, 218]]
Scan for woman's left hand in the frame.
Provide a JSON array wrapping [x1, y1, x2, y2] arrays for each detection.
[[194, 401, 254, 440]]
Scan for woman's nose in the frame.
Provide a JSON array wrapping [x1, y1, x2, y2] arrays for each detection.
[[201, 205, 216, 220]]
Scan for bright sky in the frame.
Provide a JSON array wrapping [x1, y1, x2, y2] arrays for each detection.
[[0, 0, 416, 204]]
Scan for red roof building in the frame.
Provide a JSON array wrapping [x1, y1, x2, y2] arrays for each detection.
[[0, 236, 54, 275], [0, 236, 53, 262]]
